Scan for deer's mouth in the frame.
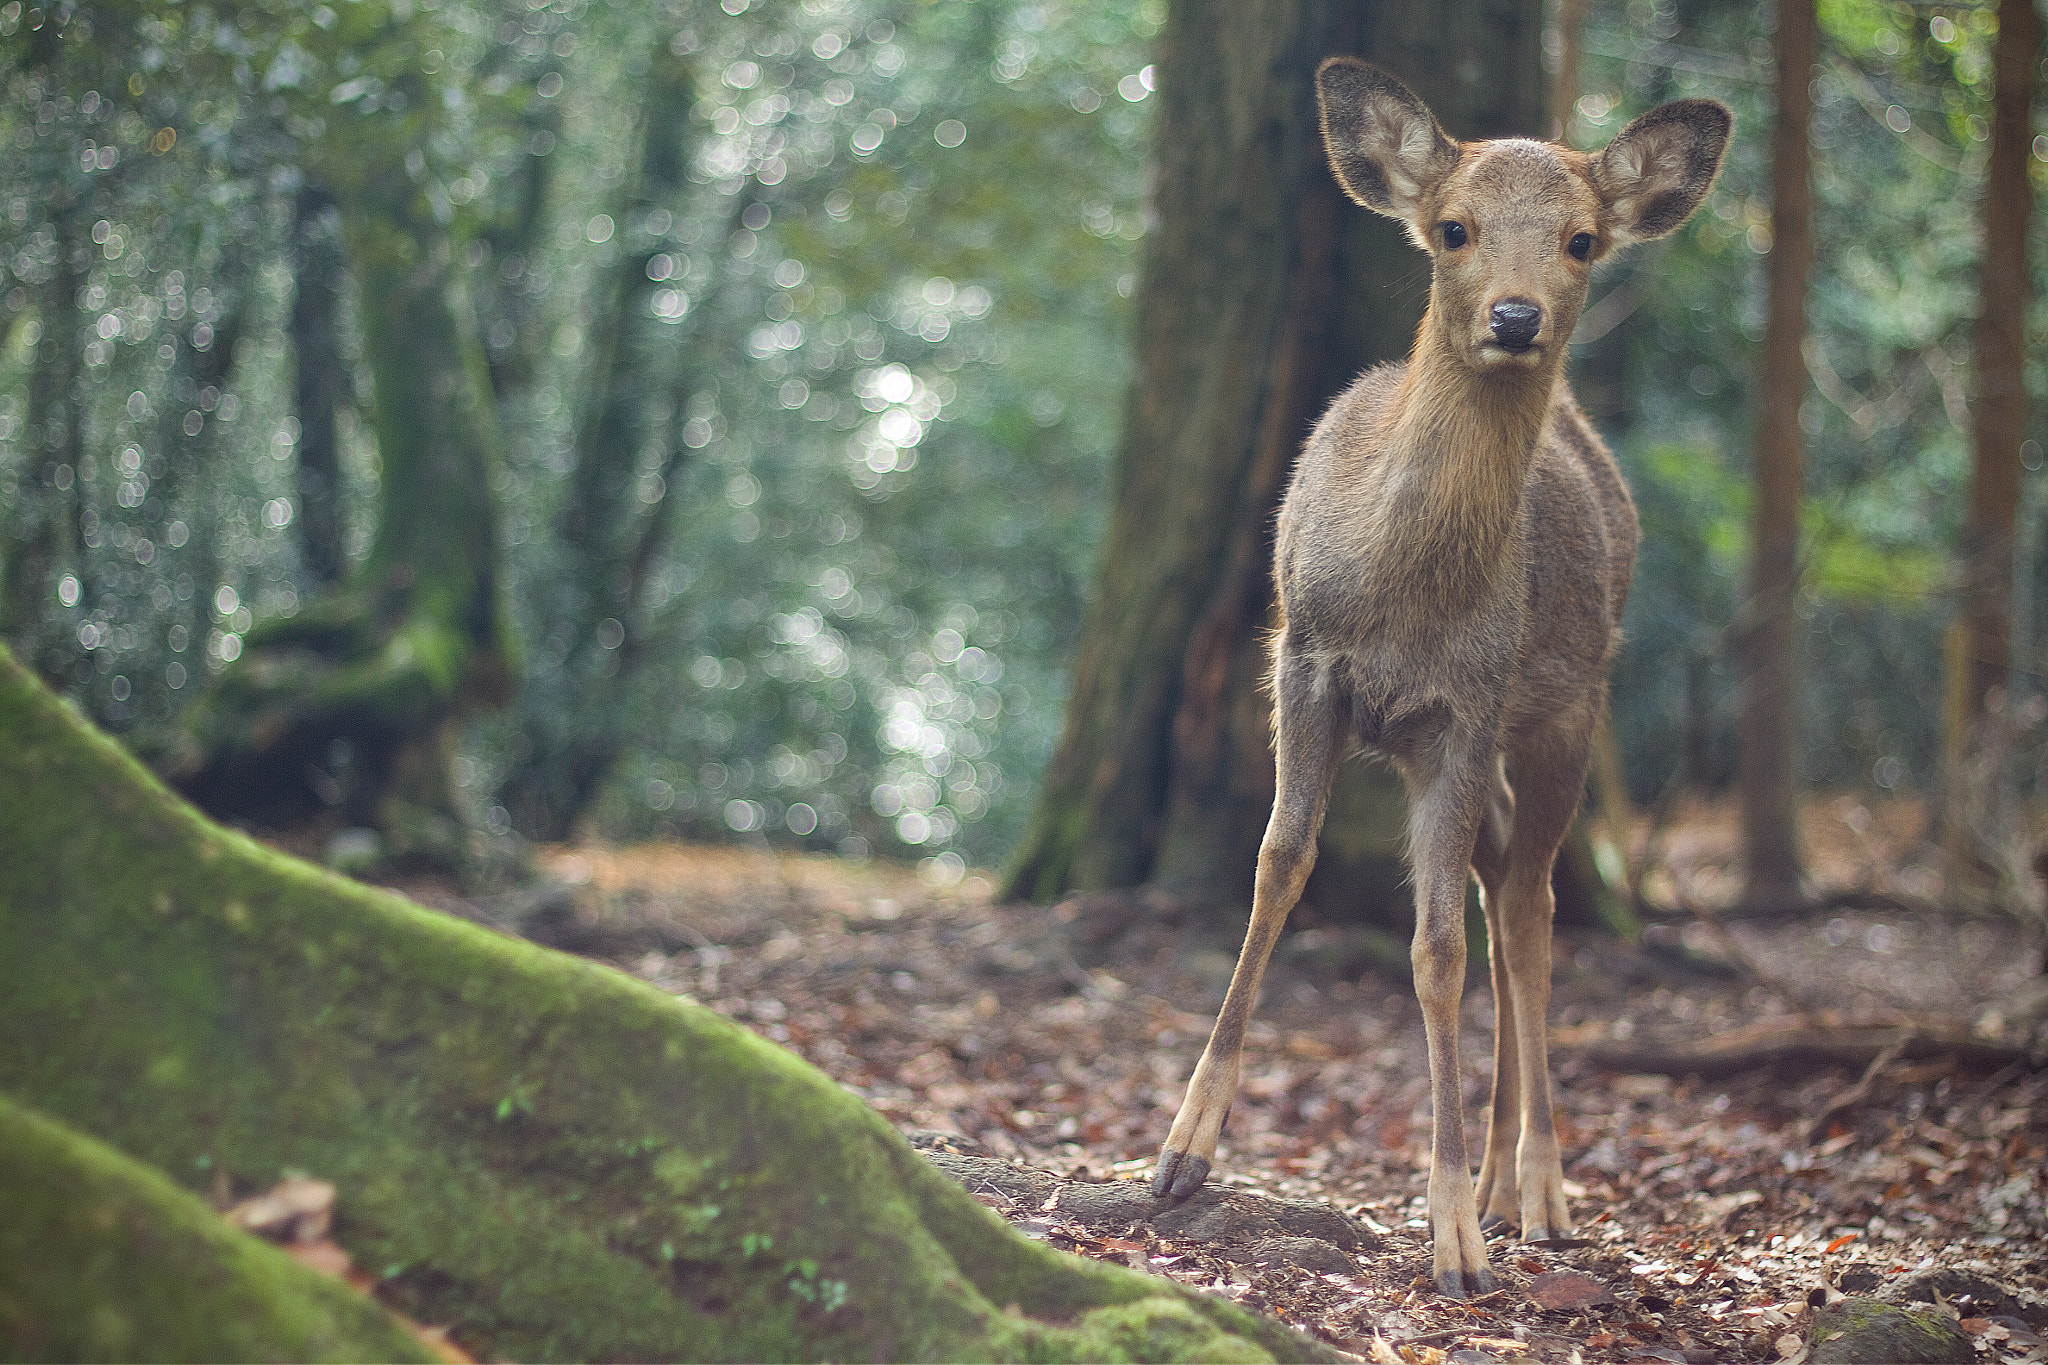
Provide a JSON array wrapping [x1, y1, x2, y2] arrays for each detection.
[[1475, 338, 1546, 367]]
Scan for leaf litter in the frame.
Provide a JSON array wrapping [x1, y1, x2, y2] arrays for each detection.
[[382, 830, 2048, 1363]]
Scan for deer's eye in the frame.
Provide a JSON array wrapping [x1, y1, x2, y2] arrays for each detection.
[[1568, 232, 1595, 261], [1440, 221, 1467, 250]]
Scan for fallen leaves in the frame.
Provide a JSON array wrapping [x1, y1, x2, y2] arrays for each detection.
[[223, 1176, 473, 1364], [499, 837, 2048, 1364]]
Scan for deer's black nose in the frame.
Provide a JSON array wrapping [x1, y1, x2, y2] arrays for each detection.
[[1489, 299, 1542, 351]]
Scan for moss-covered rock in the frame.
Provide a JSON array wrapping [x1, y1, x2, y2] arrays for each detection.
[[0, 647, 1333, 1363], [0, 1091, 434, 1364], [1808, 1297, 1974, 1364]]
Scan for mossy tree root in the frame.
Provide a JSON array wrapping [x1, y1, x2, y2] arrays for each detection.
[[0, 647, 1331, 1364], [0, 1092, 437, 1364]]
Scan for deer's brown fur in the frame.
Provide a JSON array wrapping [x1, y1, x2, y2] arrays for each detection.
[[1151, 58, 1730, 1298]]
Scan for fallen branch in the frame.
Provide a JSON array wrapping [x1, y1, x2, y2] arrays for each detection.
[[1560, 1018, 2042, 1082], [1636, 886, 2010, 925]]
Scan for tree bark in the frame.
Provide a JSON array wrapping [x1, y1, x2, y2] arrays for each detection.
[[1940, 0, 2041, 886], [498, 41, 713, 840], [1004, 0, 1544, 917], [0, 645, 1329, 1364], [1735, 0, 1816, 908], [166, 143, 517, 870], [290, 183, 352, 590]]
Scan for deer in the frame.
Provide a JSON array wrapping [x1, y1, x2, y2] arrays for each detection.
[[1149, 59, 1730, 1298]]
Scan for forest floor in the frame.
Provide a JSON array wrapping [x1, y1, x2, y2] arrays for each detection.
[[406, 795, 2048, 1363]]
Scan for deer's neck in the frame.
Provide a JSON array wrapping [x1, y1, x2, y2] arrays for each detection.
[[1370, 326, 1559, 605]]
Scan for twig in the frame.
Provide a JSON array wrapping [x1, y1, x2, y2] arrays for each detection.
[[1805, 1032, 1913, 1144]]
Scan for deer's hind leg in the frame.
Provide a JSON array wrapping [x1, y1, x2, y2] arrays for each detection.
[[1153, 648, 1345, 1200], [1404, 723, 1504, 1298], [1486, 727, 1592, 1243]]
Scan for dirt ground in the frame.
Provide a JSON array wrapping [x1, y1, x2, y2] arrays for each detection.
[[456, 796, 2046, 1363]]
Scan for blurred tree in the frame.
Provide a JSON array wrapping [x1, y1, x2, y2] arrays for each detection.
[[1941, 0, 2041, 892], [492, 36, 713, 840], [1735, 0, 1816, 909], [288, 184, 350, 591], [1002, 0, 1548, 919], [163, 3, 519, 871]]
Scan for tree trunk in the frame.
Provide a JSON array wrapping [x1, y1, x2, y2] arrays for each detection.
[[1003, 0, 1544, 920], [1735, 0, 1815, 909], [166, 158, 517, 872], [290, 183, 352, 590], [498, 41, 712, 840], [0, 645, 1328, 1364], [1940, 0, 2041, 888], [1, 234, 88, 690]]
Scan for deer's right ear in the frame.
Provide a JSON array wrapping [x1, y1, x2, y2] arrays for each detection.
[[1316, 58, 1459, 225]]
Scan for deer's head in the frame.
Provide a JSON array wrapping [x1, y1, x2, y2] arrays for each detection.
[[1316, 59, 1730, 375]]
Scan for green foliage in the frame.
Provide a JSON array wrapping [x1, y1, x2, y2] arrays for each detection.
[[0, 0, 1158, 869], [0, 0, 2041, 858], [1577, 0, 2047, 800]]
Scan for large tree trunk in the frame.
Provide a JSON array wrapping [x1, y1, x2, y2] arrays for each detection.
[[0, 645, 1328, 1364], [1735, 0, 1816, 909], [165, 159, 517, 872], [1004, 0, 1544, 922], [1940, 0, 2041, 891]]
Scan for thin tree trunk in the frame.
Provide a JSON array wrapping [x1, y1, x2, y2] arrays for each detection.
[[1, 251, 86, 689], [1941, 0, 2041, 887], [498, 41, 709, 840], [1735, 0, 1815, 909], [291, 184, 351, 588], [1547, 0, 1590, 143]]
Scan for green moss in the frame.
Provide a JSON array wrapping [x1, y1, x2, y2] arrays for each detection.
[[0, 648, 1331, 1363], [0, 1092, 434, 1364], [1810, 1298, 1974, 1364]]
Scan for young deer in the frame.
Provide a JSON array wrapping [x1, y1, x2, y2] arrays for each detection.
[[1150, 60, 1729, 1298]]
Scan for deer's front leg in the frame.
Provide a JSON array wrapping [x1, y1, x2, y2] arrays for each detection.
[[1408, 740, 1498, 1298], [1155, 651, 1341, 1200]]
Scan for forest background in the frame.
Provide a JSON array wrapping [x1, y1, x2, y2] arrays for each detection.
[[1, 0, 2044, 914]]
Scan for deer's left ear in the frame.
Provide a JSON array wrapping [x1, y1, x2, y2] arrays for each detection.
[[1591, 98, 1731, 245]]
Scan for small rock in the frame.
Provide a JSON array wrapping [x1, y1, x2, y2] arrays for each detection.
[[1808, 1297, 1972, 1364]]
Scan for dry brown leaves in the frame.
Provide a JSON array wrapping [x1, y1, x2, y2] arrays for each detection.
[[510, 833, 2048, 1362]]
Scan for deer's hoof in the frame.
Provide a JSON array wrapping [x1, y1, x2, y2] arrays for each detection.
[[1150, 1148, 1210, 1201], [1434, 1263, 1499, 1300], [1478, 1212, 1510, 1234]]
